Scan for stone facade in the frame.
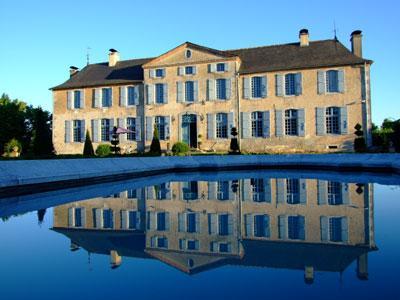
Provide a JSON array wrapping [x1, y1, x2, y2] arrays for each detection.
[[52, 30, 372, 154]]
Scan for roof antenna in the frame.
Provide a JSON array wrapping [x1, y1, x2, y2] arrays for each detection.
[[86, 46, 91, 65], [333, 21, 338, 41]]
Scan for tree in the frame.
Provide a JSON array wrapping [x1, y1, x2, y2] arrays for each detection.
[[26, 106, 53, 156], [83, 130, 95, 156], [149, 125, 161, 155]]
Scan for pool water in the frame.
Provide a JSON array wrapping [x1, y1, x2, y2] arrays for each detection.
[[1, 170, 400, 300]]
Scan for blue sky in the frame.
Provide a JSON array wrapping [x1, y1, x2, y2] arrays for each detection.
[[0, 0, 399, 124]]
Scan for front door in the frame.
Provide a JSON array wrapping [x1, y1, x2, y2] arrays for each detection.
[[182, 114, 197, 148]]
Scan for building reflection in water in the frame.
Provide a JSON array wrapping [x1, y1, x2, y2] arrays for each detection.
[[52, 177, 375, 282]]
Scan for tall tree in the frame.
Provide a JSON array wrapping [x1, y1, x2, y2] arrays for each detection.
[[26, 106, 54, 156]]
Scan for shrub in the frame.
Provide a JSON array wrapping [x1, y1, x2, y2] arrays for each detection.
[[229, 127, 240, 154], [354, 123, 366, 153], [149, 125, 161, 156], [95, 144, 111, 157], [83, 130, 95, 156], [4, 138, 22, 155], [172, 142, 189, 155]]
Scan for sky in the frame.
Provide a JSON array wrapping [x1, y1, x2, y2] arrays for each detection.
[[0, 0, 399, 125]]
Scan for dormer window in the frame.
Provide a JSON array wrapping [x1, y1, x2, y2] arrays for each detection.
[[185, 49, 192, 58], [155, 69, 164, 78], [216, 63, 226, 72], [185, 66, 194, 75]]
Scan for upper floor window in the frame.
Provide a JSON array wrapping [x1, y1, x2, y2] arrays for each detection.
[[127, 189, 137, 199], [286, 179, 300, 204], [326, 107, 340, 134], [216, 113, 228, 139], [127, 86, 136, 106], [185, 49, 192, 58], [103, 209, 114, 229], [182, 181, 198, 200], [218, 214, 231, 236], [73, 120, 83, 142], [155, 83, 165, 104], [155, 183, 169, 200], [126, 117, 136, 141], [155, 68, 164, 78], [251, 77, 263, 98], [102, 88, 112, 107], [328, 181, 342, 205], [329, 217, 345, 242], [326, 70, 339, 93], [73, 90, 81, 109], [285, 74, 296, 95], [101, 118, 111, 141], [251, 178, 265, 202], [185, 66, 194, 75], [251, 111, 263, 137], [155, 116, 166, 140], [216, 63, 226, 72], [185, 81, 194, 102], [217, 181, 229, 201], [216, 78, 227, 100], [284, 109, 298, 136], [186, 213, 198, 233], [156, 212, 169, 231]]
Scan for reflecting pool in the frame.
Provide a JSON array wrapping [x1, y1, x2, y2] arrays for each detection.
[[1, 170, 400, 299]]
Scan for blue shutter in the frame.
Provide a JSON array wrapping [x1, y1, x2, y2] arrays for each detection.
[[298, 216, 305, 240], [208, 213, 217, 235], [245, 214, 253, 237], [146, 84, 154, 104], [165, 212, 170, 230], [147, 211, 155, 230], [118, 118, 126, 142], [92, 119, 99, 142], [224, 62, 229, 72], [165, 116, 170, 140], [135, 116, 142, 142], [340, 106, 348, 134], [163, 83, 168, 104], [275, 74, 284, 96], [195, 213, 200, 233], [361, 67, 366, 100], [146, 116, 153, 141], [262, 111, 270, 138], [342, 183, 350, 205], [297, 108, 305, 136], [228, 181, 235, 200], [80, 120, 85, 142], [317, 180, 328, 205], [243, 77, 250, 99], [79, 90, 84, 108], [241, 112, 251, 138], [120, 86, 127, 107], [299, 179, 307, 204], [177, 82, 184, 102], [228, 112, 234, 133], [275, 110, 283, 137], [65, 120, 71, 143], [207, 114, 215, 139], [278, 215, 287, 239], [264, 179, 272, 203], [209, 64, 216, 73], [341, 217, 349, 242], [264, 215, 271, 238], [276, 179, 285, 204], [67, 91, 73, 109], [316, 107, 326, 135], [261, 76, 267, 98], [318, 71, 326, 94], [242, 179, 252, 201], [133, 86, 140, 105], [225, 78, 231, 100], [208, 181, 217, 200], [109, 118, 114, 141], [178, 213, 185, 232], [192, 66, 197, 75], [149, 69, 155, 78], [227, 214, 233, 235], [193, 81, 198, 101], [94, 89, 101, 108], [320, 216, 329, 242], [338, 69, 345, 93], [295, 73, 302, 95], [207, 79, 215, 101]]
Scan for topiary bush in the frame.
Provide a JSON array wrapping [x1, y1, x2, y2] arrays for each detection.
[[354, 123, 367, 153], [83, 130, 95, 156], [149, 125, 161, 156], [172, 142, 189, 155], [95, 144, 111, 157]]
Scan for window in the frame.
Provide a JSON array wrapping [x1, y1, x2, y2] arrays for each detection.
[[216, 113, 228, 138], [102, 88, 112, 107], [74, 90, 81, 109], [127, 86, 135, 106], [326, 107, 340, 134], [157, 212, 167, 231], [155, 69, 164, 78], [328, 181, 342, 205], [155, 116, 166, 140], [251, 76, 262, 98], [101, 119, 111, 141], [127, 189, 137, 199], [285, 74, 296, 95], [219, 243, 231, 253], [185, 49, 192, 58], [185, 81, 194, 102], [187, 213, 197, 233], [74, 208, 82, 227], [155, 183, 169, 200], [288, 216, 305, 240], [329, 217, 343, 242], [103, 209, 114, 229], [157, 237, 168, 248], [185, 66, 194, 75], [182, 181, 198, 200], [155, 83, 164, 104], [251, 112, 263, 137], [218, 214, 230, 236], [286, 179, 300, 204], [127, 117, 136, 141], [217, 181, 229, 200], [285, 109, 298, 136], [187, 240, 198, 250], [216, 63, 225, 72], [254, 215, 269, 237], [216, 78, 227, 100], [251, 178, 265, 202], [326, 70, 339, 93], [73, 120, 83, 142], [128, 211, 138, 229]]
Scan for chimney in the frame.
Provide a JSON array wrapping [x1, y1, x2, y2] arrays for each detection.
[[108, 48, 120, 67], [299, 29, 309, 47], [69, 66, 79, 77], [351, 30, 363, 57]]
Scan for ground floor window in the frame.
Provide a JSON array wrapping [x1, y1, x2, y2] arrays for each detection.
[[216, 113, 228, 138]]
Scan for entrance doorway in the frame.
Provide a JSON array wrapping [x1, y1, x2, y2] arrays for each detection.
[[182, 114, 197, 148]]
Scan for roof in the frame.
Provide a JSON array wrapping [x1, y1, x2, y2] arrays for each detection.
[[226, 39, 371, 74], [51, 39, 372, 90], [51, 57, 153, 90]]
